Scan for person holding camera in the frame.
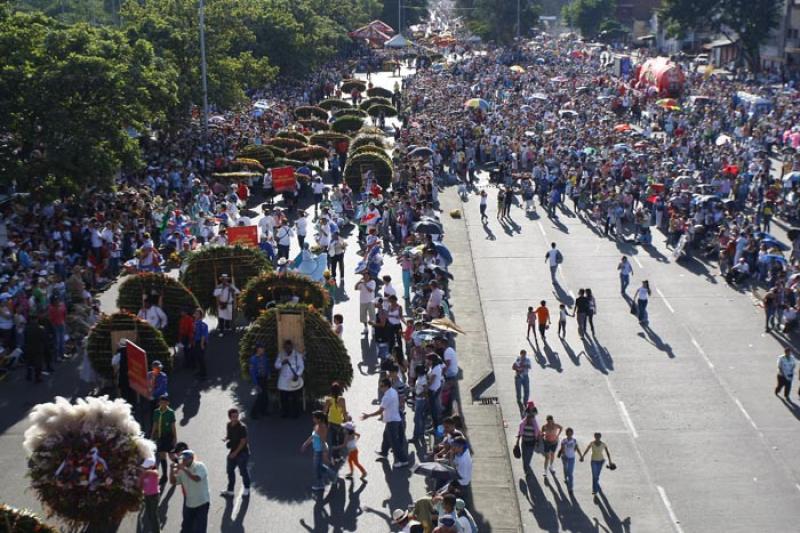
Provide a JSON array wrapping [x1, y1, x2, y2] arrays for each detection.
[[275, 339, 305, 418], [169, 450, 210, 532]]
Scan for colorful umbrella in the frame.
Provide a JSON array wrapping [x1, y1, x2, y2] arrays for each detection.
[[464, 98, 490, 111], [613, 123, 632, 133], [510, 65, 525, 73], [656, 98, 680, 110]]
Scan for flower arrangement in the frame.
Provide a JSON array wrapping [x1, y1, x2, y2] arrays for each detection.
[[0, 504, 58, 533], [333, 107, 368, 120], [359, 96, 393, 111], [86, 312, 172, 379], [24, 396, 155, 531], [340, 79, 367, 93], [266, 137, 306, 152], [240, 272, 330, 321], [298, 119, 329, 131], [331, 115, 365, 134], [293, 105, 328, 121], [343, 151, 394, 189], [309, 131, 350, 147], [239, 304, 352, 398], [275, 130, 309, 144], [116, 273, 200, 346], [318, 98, 352, 111], [367, 86, 394, 99]]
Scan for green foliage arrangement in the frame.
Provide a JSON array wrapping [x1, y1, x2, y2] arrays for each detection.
[[237, 144, 276, 164], [240, 272, 330, 321], [0, 504, 57, 533], [344, 151, 393, 189], [287, 146, 330, 162], [276, 130, 309, 143], [351, 144, 389, 158], [239, 304, 352, 398], [309, 131, 350, 147], [367, 86, 394, 99], [340, 79, 367, 93], [87, 312, 172, 380], [180, 245, 271, 314], [294, 105, 328, 121], [333, 107, 368, 119], [350, 133, 386, 151], [267, 137, 307, 152], [298, 118, 330, 131], [318, 98, 352, 111], [359, 96, 393, 110], [366, 103, 398, 117], [116, 273, 200, 346], [331, 115, 366, 134]]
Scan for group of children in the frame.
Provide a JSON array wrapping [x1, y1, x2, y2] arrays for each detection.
[[526, 301, 572, 340]]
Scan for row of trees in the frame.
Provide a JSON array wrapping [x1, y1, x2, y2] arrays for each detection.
[[1, 0, 424, 193], [455, 0, 542, 44]]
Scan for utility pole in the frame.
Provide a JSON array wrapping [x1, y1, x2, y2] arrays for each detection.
[[516, 0, 521, 40], [199, 0, 209, 137], [398, 0, 402, 34]]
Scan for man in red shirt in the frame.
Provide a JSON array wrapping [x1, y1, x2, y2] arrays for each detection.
[[178, 308, 195, 369]]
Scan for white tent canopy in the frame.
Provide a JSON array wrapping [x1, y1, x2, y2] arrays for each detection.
[[385, 33, 412, 49]]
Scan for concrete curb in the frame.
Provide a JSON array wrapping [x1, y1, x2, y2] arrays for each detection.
[[440, 188, 524, 532]]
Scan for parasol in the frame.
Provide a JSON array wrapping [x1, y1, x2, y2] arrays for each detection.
[[613, 124, 632, 133], [409, 146, 434, 158], [464, 98, 490, 111], [656, 98, 680, 110], [412, 462, 459, 480], [715, 135, 732, 146], [529, 93, 549, 102], [510, 65, 525, 73], [433, 242, 453, 265], [412, 219, 443, 235], [429, 317, 466, 335]]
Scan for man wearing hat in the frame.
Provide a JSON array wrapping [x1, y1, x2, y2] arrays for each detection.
[[391, 508, 423, 532], [147, 360, 169, 415], [213, 274, 239, 336], [151, 394, 177, 484], [170, 449, 210, 532]]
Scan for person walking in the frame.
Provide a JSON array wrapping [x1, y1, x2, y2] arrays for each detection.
[[339, 421, 367, 480], [362, 377, 409, 468], [775, 347, 796, 401], [541, 415, 563, 478], [355, 272, 376, 334], [151, 394, 177, 484], [634, 280, 651, 325], [301, 411, 337, 491], [585, 288, 597, 337], [580, 432, 613, 496], [324, 382, 348, 461], [574, 289, 589, 339], [544, 243, 562, 284], [221, 408, 251, 497], [213, 274, 239, 336], [139, 458, 161, 532], [559, 427, 579, 492], [764, 288, 778, 332], [534, 301, 551, 343], [617, 256, 633, 293], [558, 303, 572, 338], [512, 350, 532, 409], [526, 306, 536, 338], [514, 403, 540, 475], [248, 344, 271, 419], [192, 309, 209, 380], [170, 450, 210, 532], [479, 190, 488, 221]]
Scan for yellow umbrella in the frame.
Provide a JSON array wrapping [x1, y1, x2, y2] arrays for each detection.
[[510, 65, 525, 73], [430, 317, 466, 335]]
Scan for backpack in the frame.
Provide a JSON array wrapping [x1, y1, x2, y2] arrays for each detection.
[[555, 250, 563, 264]]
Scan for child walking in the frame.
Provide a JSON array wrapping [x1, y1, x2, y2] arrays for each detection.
[[558, 304, 572, 338], [339, 421, 367, 480], [139, 458, 161, 532], [526, 306, 536, 338]]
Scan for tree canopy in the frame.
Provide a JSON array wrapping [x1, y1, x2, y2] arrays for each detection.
[[456, 0, 541, 44], [561, 0, 617, 40], [660, 0, 782, 71], [0, 7, 177, 192]]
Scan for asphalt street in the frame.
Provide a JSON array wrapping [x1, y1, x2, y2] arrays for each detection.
[[458, 172, 800, 532]]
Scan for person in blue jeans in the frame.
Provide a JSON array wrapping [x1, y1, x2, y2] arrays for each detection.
[[512, 350, 531, 409], [559, 427, 579, 492], [617, 256, 633, 293], [580, 432, 613, 496], [412, 364, 429, 442], [362, 378, 409, 467], [301, 411, 338, 491], [221, 408, 251, 497], [634, 280, 651, 325], [514, 405, 540, 475]]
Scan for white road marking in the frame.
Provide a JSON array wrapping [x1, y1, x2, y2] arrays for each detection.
[[690, 337, 714, 368], [657, 485, 686, 533], [537, 221, 546, 237], [656, 288, 675, 313], [795, 483, 800, 493], [617, 401, 639, 439], [734, 398, 758, 430], [633, 256, 643, 268]]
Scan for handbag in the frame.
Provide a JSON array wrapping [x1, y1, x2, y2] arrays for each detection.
[[512, 443, 521, 459], [629, 301, 637, 315]]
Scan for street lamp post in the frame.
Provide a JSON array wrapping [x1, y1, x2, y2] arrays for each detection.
[[516, 0, 521, 40], [199, 0, 209, 137]]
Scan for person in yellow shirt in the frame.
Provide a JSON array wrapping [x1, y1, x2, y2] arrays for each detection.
[[580, 432, 614, 496]]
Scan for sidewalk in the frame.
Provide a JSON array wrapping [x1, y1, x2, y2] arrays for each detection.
[[440, 188, 523, 533]]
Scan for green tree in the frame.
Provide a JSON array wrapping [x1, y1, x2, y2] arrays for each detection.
[[660, 0, 782, 71], [561, 0, 617, 39], [121, 0, 278, 121], [15, 0, 118, 25], [0, 8, 177, 192], [456, 0, 541, 44], [380, 0, 428, 33]]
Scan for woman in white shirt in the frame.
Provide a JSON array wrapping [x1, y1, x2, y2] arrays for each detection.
[[634, 280, 651, 325]]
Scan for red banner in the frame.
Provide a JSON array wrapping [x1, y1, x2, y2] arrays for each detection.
[[227, 225, 258, 248], [272, 166, 296, 193], [126, 341, 149, 399]]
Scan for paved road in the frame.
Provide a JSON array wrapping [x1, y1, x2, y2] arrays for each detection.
[[0, 69, 433, 533], [458, 173, 800, 532]]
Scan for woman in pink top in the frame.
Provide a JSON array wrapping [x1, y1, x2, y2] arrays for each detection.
[[140, 458, 161, 532], [514, 403, 540, 476]]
